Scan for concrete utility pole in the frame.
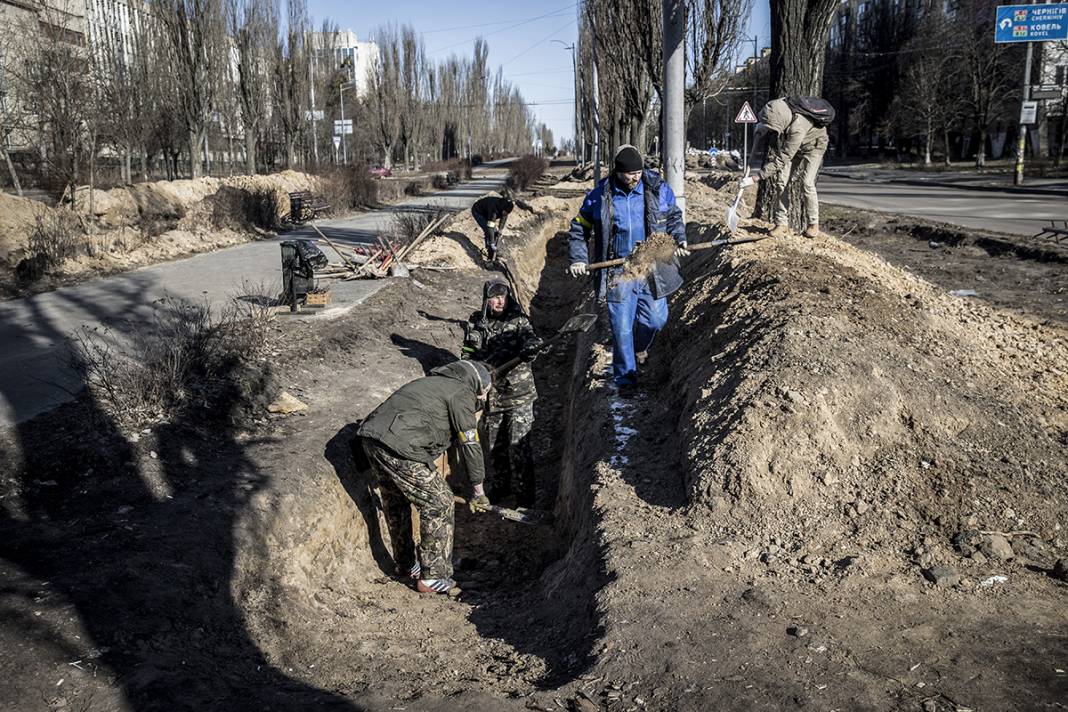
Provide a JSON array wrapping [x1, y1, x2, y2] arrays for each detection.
[[1013, 41, 1034, 185], [662, 0, 686, 214], [589, 10, 601, 183], [553, 40, 583, 164]]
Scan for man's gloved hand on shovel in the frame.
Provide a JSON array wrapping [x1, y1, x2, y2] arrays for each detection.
[[675, 241, 691, 258], [739, 175, 758, 189], [568, 262, 588, 277]]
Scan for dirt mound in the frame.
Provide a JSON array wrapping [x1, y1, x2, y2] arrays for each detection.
[[406, 193, 578, 272], [662, 232, 1068, 575]]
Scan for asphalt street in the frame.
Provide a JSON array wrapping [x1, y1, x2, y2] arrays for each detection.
[[818, 176, 1066, 236], [0, 166, 508, 428]]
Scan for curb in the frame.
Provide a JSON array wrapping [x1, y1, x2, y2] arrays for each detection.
[[824, 173, 1068, 198]]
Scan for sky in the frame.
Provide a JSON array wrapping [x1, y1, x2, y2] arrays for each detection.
[[308, 0, 772, 146]]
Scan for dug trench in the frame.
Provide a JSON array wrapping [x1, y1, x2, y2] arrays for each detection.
[[1, 175, 1066, 712]]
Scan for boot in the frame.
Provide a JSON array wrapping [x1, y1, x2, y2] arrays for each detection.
[[803, 224, 825, 240], [417, 577, 461, 596], [769, 224, 792, 239]]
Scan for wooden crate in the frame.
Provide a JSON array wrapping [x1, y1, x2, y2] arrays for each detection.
[[305, 290, 332, 306]]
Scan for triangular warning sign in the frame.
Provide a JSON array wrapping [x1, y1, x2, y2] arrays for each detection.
[[735, 101, 758, 124]]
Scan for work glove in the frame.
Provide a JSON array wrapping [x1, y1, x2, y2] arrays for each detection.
[[519, 344, 541, 362], [468, 494, 491, 514], [568, 262, 589, 277], [739, 175, 758, 189], [675, 242, 691, 258]]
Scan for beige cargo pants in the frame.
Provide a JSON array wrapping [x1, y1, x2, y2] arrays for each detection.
[[771, 134, 829, 227]]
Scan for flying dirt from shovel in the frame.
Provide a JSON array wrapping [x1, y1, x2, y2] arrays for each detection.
[[614, 232, 678, 285]]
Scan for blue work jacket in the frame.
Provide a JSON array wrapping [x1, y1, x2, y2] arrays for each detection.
[[568, 170, 686, 300]]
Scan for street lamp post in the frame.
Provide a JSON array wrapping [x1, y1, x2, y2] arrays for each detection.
[[338, 80, 356, 165]]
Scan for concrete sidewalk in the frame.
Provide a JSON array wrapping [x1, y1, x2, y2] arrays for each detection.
[[0, 167, 508, 428], [823, 165, 1068, 197]]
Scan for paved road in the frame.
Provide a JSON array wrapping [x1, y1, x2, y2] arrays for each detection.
[[818, 176, 1067, 236], [0, 166, 508, 428]]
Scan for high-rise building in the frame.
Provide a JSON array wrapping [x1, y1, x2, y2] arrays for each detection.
[[310, 29, 378, 97]]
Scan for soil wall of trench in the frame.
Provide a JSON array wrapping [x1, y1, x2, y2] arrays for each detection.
[[227, 193, 614, 689]]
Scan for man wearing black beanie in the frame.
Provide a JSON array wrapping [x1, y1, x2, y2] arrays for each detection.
[[566, 144, 688, 393]]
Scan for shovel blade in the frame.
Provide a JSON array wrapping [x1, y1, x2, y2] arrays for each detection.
[[560, 313, 598, 334], [490, 505, 553, 525], [725, 190, 743, 235]]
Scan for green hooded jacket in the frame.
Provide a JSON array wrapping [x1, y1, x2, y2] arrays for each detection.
[[357, 360, 490, 486]]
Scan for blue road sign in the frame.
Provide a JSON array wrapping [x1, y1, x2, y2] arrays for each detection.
[[995, 4, 1068, 43]]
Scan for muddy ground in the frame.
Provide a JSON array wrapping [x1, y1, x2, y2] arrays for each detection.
[[0, 173, 1065, 712]]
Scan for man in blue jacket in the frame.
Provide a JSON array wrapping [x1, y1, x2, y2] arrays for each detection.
[[567, 145, 688, 390]]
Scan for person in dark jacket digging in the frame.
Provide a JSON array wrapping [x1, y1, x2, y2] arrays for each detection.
[[357, 360, 494, 595], [461, 279, 543, 507], [567, 144, 688, 391], [471, 190, 533, 261]]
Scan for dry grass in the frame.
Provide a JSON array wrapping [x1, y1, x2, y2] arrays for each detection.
[[15, 211, 82, 283], [507, 155, 548, 192], [69, 295, 276, 428]]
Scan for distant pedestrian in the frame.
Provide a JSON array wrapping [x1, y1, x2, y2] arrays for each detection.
[[471, 190, 533, 262], [566, 144, 688, 392], [741, 97, 834, 239]]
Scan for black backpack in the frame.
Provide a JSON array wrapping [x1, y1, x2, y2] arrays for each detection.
[[785, 96, 836, 127]]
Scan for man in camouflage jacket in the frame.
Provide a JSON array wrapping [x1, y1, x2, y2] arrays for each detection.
[[357, 360, 494, 595], [461, 279, 543, 507]]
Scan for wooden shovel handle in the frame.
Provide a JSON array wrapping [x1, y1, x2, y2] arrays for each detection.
[[584, 237, 766, 272]]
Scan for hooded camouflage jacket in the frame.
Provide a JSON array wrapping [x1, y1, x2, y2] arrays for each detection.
[[357, 360, 490, 486], [461, 280, 542, 410]]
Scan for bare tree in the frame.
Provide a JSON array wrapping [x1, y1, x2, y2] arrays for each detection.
[[272, 0, 310, 168], [8, 1, 95, 206], [227, 0, 275, 174], [368, 25, 401, 168], [153, 0, 226, 178], [892, 14, 963, 165], [955, 0, 1019, 167]]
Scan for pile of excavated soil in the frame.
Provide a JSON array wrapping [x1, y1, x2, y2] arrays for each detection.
[[0, 171, 326, 298], [665, 232, 1068, 578], [406, 193, 575, 272]]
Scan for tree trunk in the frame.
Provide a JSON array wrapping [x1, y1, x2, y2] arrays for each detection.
[[924, 117, 932, 166], [141, 150, 149, 181], [1, 145, 23, 196], [942, 127, 952, 166], [757, 0, 839, 229], [189, 129, 203, 178], [244, 126, 257, 175], [975, 125, 987, 168], [382, 145, 392, 169]]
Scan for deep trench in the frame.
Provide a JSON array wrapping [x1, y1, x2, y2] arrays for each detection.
[[440, 223, 610, 687]]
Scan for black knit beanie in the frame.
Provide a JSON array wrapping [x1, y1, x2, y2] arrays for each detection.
[[613, 145, 643, 173]]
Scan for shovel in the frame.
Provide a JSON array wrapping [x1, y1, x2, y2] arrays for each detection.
[[725, 184, 745, 235], [492, 312, 598, 377], [585, 236, 767, 272], [454, 496, 553, 526]]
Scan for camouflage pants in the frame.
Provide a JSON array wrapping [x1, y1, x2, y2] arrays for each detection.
[[480, 400, 536, 507], [362, 439, 455, 580]]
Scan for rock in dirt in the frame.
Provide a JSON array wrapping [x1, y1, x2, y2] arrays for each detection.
[[1052, 559, 1068, 582], [787, 625, 809, 638], [952, 530, 984, 557], [923, 566, 960, 588], [266, 391, 309, 414], [980, 534, 1014, 561]]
